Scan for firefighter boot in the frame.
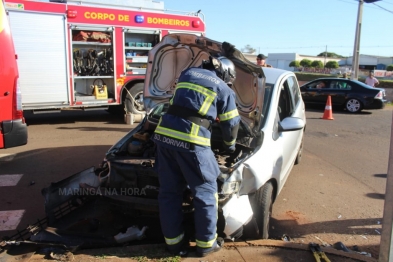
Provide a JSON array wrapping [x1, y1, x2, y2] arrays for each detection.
[[196, 237, 224, 257]]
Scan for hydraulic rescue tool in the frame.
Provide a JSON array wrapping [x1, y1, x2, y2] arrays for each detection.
[[309, 243, 331, 262]]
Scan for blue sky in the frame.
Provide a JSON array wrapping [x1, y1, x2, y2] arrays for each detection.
[[163, 0, 393, 57]]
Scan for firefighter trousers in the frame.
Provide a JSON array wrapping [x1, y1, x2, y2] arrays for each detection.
[[156, 145, 220, 252]]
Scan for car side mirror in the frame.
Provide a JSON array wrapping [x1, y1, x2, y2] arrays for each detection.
[[278, 117, 305, 132]]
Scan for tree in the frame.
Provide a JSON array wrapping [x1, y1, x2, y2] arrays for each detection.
[[289, 60, 300, 68], [325, 61, 339, 69], [311, 60, 324, 69], [387, 64, 393, 71], [241, 45, 256, 54], [317, 52, 345, 58], [300, 59, 312, 68]]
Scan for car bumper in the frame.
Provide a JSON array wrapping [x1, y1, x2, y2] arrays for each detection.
[[364, 99, 385, 110], [221, 194, 253, 240], [1, 118, 28, 148]]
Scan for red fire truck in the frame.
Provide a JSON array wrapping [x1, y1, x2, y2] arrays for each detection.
[[4, 0, 205, 115], [0, 0, 27, 149]]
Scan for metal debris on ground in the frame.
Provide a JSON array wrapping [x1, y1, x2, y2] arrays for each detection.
[[49, 251, 74, 261], [314, 236, 330, 246], [358, 251, 372, 257], [281, 234, 291, 242], [333, 242, 351, 252], [114, 225, 148, 244], [352, 245, 360, 252]]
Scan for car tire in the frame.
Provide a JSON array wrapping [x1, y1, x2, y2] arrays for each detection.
[[294, 136, 303, 165], [250, 182, 274, 239], [345, 98, 362, 113], [125, 83, 145, 114]]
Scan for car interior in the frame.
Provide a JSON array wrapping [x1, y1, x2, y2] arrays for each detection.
[[330, 81, 351, 90], [278, 82, 293, 121]]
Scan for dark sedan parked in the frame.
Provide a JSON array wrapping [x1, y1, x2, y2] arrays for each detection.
[[300, 78, 386, 113]]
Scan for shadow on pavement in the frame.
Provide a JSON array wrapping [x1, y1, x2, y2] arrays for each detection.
[[365, 193, 385, 200], [305, 105, 374, 116], [24, 109, 124, 126], [373, 174, 387, 178], [270, 217, 382, 239], [269, 217, 381, 259], [56, 126, 133, 132]]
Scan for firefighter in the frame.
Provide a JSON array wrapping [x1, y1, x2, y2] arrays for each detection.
[[152, 56, 240, 257]]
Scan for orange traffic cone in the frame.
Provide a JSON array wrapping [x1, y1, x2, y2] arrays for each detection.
[[321, 95, 334, 120]]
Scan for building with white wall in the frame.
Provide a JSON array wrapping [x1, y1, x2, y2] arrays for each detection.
[[342, 55, 393, 70], [266, 53, 341, 71], [243, 52, 393, 72]]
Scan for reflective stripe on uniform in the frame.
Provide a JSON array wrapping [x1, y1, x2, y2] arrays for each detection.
[[196, 234, 217, 248], [155, 122, 210, 146], [165, 232, 184, 245], [223, 138, 236, 146], [219, 109, 239, 122], [190, 122, 200, 137], [176, 83, 217, 116]]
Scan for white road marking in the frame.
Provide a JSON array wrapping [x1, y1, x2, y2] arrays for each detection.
[[0, 154, 16, 161], [0, 174, 23, 187], [0, 210, 25, 231]]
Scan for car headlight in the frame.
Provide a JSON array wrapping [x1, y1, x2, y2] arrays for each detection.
[[221, 181, 241, 195]]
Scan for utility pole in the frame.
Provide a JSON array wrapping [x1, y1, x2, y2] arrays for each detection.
[[324, 45, 327, 68], [351, 0, 363, 80], [351, 0, 380, 80]]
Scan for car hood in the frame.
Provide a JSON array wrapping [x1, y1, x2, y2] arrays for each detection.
[[143, 33, 266, 136]]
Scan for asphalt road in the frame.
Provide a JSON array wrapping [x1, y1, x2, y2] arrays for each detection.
[[0, 106, 391, 258], [270, 106, 392, 258], [0, 110, 132, 238]]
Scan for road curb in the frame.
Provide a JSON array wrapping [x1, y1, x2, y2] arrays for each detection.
[[71, 240, 377, 262]]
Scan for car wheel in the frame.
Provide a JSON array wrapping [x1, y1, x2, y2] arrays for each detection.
[[125, 83, 145, 114], [345, 98, 362, 113], [250, 182, 274, 239]]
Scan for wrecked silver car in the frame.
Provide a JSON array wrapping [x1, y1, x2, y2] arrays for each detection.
[[32, 34, 306, 249]]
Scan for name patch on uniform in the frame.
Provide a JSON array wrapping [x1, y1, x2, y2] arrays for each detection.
[[185, 71, 220, 84], [153, 134, 191, 149]]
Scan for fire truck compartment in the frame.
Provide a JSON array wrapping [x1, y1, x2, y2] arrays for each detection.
[[8, 11, 69, 108]]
